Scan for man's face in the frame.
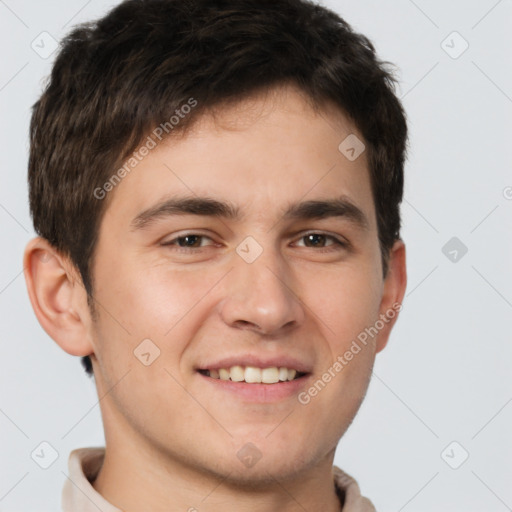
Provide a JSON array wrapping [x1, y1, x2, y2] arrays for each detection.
[[87, 85, 393, 481]]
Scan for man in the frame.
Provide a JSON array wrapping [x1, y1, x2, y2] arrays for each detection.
[[23, 0, 407, 510]]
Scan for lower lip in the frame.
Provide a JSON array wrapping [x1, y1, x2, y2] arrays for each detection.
[[197, 372, 312, 402]]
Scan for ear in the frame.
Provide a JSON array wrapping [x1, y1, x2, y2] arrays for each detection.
[[23, 237, 95, 357], [375, 240, 407, 354]]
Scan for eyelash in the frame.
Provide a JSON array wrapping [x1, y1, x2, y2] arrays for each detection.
[[161, 232, 348, 253]]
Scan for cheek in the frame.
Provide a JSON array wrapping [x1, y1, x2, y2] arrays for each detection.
[[94, 261, 233, 385], [97, 254, 211, 337], [306, 262, 383, 349], [297, 268, 380, 441]]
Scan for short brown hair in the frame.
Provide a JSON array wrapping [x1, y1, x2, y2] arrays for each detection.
[[28, 0, 408, 376]]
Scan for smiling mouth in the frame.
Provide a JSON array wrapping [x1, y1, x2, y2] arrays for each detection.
[[197, 366, 308, 384]]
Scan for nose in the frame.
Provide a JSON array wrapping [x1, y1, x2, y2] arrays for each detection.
[[218, 241, 305, 336]]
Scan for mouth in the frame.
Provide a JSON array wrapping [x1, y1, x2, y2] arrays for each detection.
[[196, 366, 312, 402], [197, 366, 308, 384]]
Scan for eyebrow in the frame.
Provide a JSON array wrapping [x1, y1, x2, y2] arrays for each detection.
[[130, 194, 370, 231]]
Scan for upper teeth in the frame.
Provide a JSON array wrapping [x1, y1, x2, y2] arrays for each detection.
[[206, 366, 299, 383]]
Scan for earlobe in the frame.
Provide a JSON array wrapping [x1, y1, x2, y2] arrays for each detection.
[[375, 240, 407, 354], [23, 237, 95, 357]]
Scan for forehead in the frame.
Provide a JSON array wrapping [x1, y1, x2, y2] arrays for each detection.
[[100, 85, 376, 231]]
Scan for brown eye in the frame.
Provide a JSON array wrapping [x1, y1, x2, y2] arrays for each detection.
[[161, 233, 215, 250], [176, 235, 203, 247], [296, 233, 346, 250], [303, 234, 328, 247]]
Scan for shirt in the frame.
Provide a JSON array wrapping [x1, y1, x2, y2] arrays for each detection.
[[62, 447, 376, 511]]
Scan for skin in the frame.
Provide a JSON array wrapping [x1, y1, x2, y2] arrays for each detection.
[[24, 84, 406, 512]]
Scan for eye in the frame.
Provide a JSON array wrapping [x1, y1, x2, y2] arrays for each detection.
[[294, 232, 347, 251], [161, 233, 215, 250]]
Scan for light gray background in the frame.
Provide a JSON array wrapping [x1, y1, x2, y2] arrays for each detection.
[[1, 0, 511, 510]]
